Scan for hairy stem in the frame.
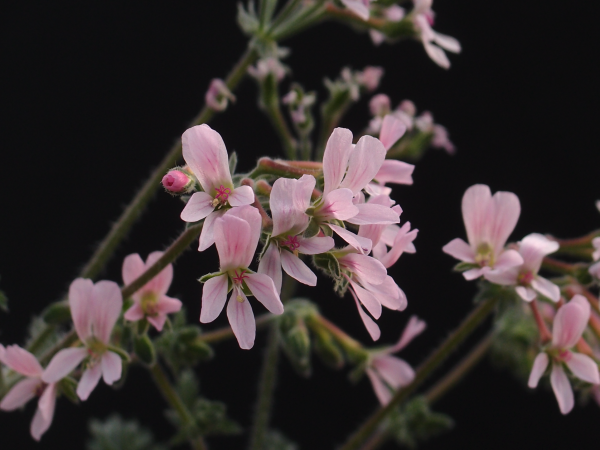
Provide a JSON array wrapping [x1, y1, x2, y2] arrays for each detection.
[[149, 363, 207, 450], [265, 102, 298, 160], [339, 297, 499, 450]]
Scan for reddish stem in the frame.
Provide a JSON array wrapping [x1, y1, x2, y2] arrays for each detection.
[[530, 300, 552, 344]]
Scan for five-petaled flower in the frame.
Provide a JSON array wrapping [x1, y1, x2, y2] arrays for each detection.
[[200, 205, 284, 349], [43, 279, 123, 401], [528, 295, 600, 414], [122, 251, 182, 331]]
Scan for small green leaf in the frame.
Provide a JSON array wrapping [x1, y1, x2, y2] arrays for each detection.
[[262, 430, 299, 450], [453, 261, 479, 272]]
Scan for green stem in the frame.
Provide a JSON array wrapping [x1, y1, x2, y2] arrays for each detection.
[[248, 276, 297, 450], [122, 223, 203, 299], [27, 324, 57, 355], [265, 102, 297, 160], [271, 0, 327, 41], [338, 297, 499, 450], [149, 363, 208, 450], [79, 47, 257, 281], [268, 0, 302, 33], [541, 256, 582, 275]]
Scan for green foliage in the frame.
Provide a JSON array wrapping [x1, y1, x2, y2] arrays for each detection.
[[229, 151, 238, 175], [165, 370, 240, 444], [312, 252, 341, 280], [262, 430, 299, 450], [386, 397, 454, 449], [86, 414, 167, 450], [310, 323, 345, 370], [134, 334, 156, 366], [473, 279, 520, 305], [277, 307, 312, 377], [237, 1, 260, 35], [59, 377, 80, 405], [25, 316, 61, 356], [490, 302, 539, 381], [155, 309, 214, 374], [42, 302, 71, 324]]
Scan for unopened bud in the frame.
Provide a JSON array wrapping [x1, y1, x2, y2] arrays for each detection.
[[370, 94, 391, 117], [162, 170, 192, 194], [358, 66, 384, 91], [398, 99, 416, 117]]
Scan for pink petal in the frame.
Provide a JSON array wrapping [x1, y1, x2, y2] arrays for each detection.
[[69, 277, 95, 341], [433, 31, 461, 53], [123, 301, 145, 322], [379, 115, 407, 151], [182, 124, 232, 195], [552, 295, 590, 348], [198, 209, 226, 251], [223, 206, 262, 258], [346, 203, 400, 226], [297, 236, 335, 255], [148, 315, 168, 332], [375, 160, 414, 185], [341, 0, 369, 20], [121, 253, 145, 289], [493, 249, 524, 271], [360, 276, 405, 311], [340, 135, 386, 196], [0, 345, 43, 377], [318, 189, 359, 221], [180, 191, 215, 222], [423, 40, 450, 69], [565, 352, 600, 384], [483, 267, 518, 286], [352, 294, 380, 341], [462, 184, 493, 248], [339, 253, 387, 285], [227, 290, 256, 350], [228, 185, 255, 207], [322, 128, 353, 196], [531, 276, 560, 302], [550, 363, 574, 415], [280, 251, 317, 287], [42, 348, 87, 383], [390, 316, 427, 353], [30, 383, 56, 441], [101, 351, 122, 385], [330, 224, 372, 254], [350, 281, 382, 319], [0, 378, 40, 410], [515, 286, 536, 302], [372, 355, 414, 388], [144, 251, 173, 295], [378, 223, 418, 268], [528, 352, 549, 388], [157, 295, 183, 315], [77, 364, 102, 401], [0, 344, 4, 360], [271, 176, 314, 237], [366, 368, 392, 405], [91, 280, 123, 344], [489, 191, 521, 256], [463, 267, 486, 281], [244, 273, 284, 315], [518, 233, 559, 274], [442, 238, 476, 263], [258, 244, 282, 295], [200, 274, 229, 323], [214, 214, 254, 271]]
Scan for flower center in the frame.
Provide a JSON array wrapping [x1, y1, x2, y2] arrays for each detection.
[[475, 242, 494, 267], [281, 235, 300, 251], [517, 270, 534, 286], [86, 337, 107, 360], [140, 291, 159, 316], [213, 185, 232, 206]]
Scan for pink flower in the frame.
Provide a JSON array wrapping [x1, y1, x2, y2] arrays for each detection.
[[414, 111, 455, 154], [443, 184, 524, 281], [592, 237, 600, 261], [258, 175, 334, 294], [366, 316, 426, 404], [485, 233, 560, 302], [341, 0, 371, 21], [122, 251, 182, 331], [205, 78, 235, 112], [248, 57, 286, 82], [201, 206, 284, 349], [370, 5, 406, 45], [42, 279, 123, 401], [528, 295, 600, 414], [411, 0, 461, 69], [162, 169, 193, 194], [0, 345, 57, 441], [180, 125, 255, 251], [358, 66, 384, 91], [369, 94, 391, 117]]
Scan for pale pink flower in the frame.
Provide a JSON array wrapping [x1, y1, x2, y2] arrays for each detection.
[[592, 237, 600, 261], [282, 90, 316, 125], [180, 125, 255, 251], [337, 249, 406, 340], [485, 233, 560, 302], [42, 279, 123, 401], [341, 0, 371, 21], [201, 206, 283, 349], [162, 169, 193, 194], [369, 94, 392, 117], [122, 251, 182, 331], [369, 5, 406, 45], [411, 0, 461, 69], [358, 66, 384, 91], [414, 111, 455, 154], [443, 184, 524, 281], [366, 316, 425, 404], [0, 345, 57, 441], [248, 57, 286, 82], [205, 78, 235, 112], [528, 295, 600, 414], [258, 175, 334, 294]]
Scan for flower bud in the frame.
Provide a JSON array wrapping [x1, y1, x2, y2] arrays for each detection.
[[162, 170, 193, 194], [205, 78, 236, 112], [358, 66, 384, 91], [370, 94, 391, 117]]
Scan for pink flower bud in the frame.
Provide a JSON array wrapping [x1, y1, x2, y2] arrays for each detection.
[[205, 78, 235, 112], [162, 170, 191, 193], [359, 66, 384, 91], [369, 94, 391, 116]]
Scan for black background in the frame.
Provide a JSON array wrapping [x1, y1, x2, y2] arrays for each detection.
[[1, 1, 599, 449]]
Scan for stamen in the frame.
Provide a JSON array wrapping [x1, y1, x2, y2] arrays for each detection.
[[215, 185, 232, 202], [232, 269, 249, 285], [281, 235, 300, 251]]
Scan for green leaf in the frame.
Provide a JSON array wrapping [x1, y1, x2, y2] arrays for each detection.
[[452, 261, 479, 272], [262, 430, 299, 450], [312, 252, 341, 280], [386, 397, 454, 449], [86, 414, 167, 450], [59, 377, 80, 404], [237, 1, 260, 35]]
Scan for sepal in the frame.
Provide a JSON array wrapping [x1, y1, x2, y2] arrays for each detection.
[[58, 377, 80, 405], [133, 334, 156, 366]]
